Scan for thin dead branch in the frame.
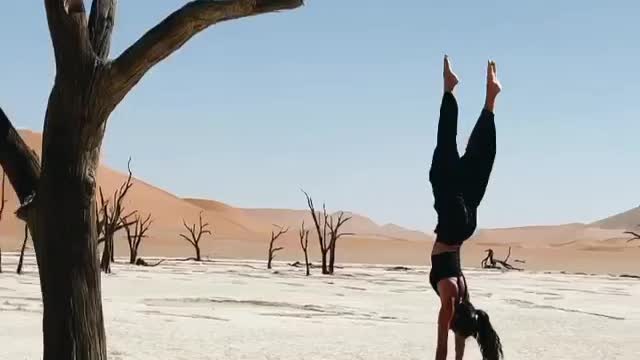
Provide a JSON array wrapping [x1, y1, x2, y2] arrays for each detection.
[[299, 221, 310, 276], [123, 213, 153, 265], [267, 224, 289, 269], [98, 158, 136, 273], [481, 247, 522, 271], [179, 211, 212, 261]]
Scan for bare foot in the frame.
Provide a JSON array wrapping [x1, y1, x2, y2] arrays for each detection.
[[444, 55, 459, 93], [485, 60, 502, 112]]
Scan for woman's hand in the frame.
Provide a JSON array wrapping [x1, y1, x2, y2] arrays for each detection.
[[435, 278, 459, 360]]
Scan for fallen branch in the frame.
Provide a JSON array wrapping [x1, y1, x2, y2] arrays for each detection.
[[481, 247, 523, 271]]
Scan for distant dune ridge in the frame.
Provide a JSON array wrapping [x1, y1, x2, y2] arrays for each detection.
[[0, 130, 638, 274], [591, 206, 640, 230]]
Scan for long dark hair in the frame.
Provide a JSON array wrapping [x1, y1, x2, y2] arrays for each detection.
[[451, 300, 503, 360]]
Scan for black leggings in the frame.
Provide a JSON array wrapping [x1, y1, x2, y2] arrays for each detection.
[[429, 92, 496, 245]]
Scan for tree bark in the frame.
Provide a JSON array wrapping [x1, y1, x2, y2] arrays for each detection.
[[321, 250, 328, 275], [0, 2, 302, 359], [267, 245, 273, 269], [328, 244, 336, 274], [36, 74, 109, 359], [17, 223, 29, 274], [100, 234, 113, 273], [304, 250, 310, 276]]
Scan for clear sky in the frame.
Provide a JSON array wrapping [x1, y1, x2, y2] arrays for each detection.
[[0, 1, 638, 232]]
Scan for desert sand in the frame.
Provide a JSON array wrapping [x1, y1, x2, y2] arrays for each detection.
[[1, 254, 638, 359], [1, 130, 639, 275]]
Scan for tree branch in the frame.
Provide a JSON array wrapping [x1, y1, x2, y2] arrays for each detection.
[[0, 107, 40, 220], [89, 0, 117, 59], [624, 231, 640, 242], [179, 233, 197, 247], [107, 0, 303, 107], [44, 0, 68, 63], [45, 0, 91, 68]]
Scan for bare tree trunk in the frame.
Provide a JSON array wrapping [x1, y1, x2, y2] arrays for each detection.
[[321, 250, 329, 274], [325, 212, 352, 275], [267, 226, 287, 269], [267, 239, 274, 269], [17, 223, 29, 274], [124, 213, 152, 265], [0, 2, 301, 359], [180, 212, 211, 262], [36, 119, 108, 359], [299, 222, 310, 276], [100, 235, 113, 273], [304, 249, 310, 276], [328, 244, 336, 274], [129, 249, 137, 265]]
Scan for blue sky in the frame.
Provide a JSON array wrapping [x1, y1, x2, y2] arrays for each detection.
[[0, 1, 638, 232]]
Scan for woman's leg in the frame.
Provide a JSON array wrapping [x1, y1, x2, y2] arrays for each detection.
[[429, 55, 461, 193], [460, 61, 501, 208]]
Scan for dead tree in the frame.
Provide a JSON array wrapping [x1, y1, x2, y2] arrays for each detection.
[[180, 211, 212, 261], [303, 190, 331, 274], [17, 223, 29, 274], [299, 221, 311, 276], [97, 159, 136, 273], [267, 225, 288, 269], [302, 190, 354, 275], [0, 2, 302, 358], [624, 226, 640, 243], [481, 249, 496, 268], [123, 213, 152, 265], [327, 212, 354, 274], [481, 247, 522, 271]]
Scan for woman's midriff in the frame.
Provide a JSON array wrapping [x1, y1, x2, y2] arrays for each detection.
[[431, 240, 461, 256]]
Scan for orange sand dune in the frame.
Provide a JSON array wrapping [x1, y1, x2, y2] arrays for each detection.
[[470, 223, 627, 249], [1, 130, 638, 275], [591, 205, 640, 230], [236, 207, 432, 242]]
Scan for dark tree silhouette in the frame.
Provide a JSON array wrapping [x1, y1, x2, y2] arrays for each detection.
[[0, 171, 5, 219], [624, 226, 640, 243], [180, 211, 212, 261], [16, 223, 30, 274], [123, 213, 152, 265], [326, 211, 354, 274], [97, 159, 136, 273], [302, 190, 353, 275], [0, 1, 302, 358], [481, 247, 522, 271], [299, 221, 311, 276], [267, 225, 288, 269], [302, 190, 330, 274]]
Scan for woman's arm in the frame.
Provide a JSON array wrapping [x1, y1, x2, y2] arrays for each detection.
[[455, 334, 466, 360], [435, 295, 455, 360]]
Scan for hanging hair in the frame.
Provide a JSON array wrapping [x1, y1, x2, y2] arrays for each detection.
[[475, 309, 503, 360], [451, 301, 503, 360]]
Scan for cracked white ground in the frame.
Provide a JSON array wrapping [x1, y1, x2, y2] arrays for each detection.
[[1, 255, 639, 359]]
